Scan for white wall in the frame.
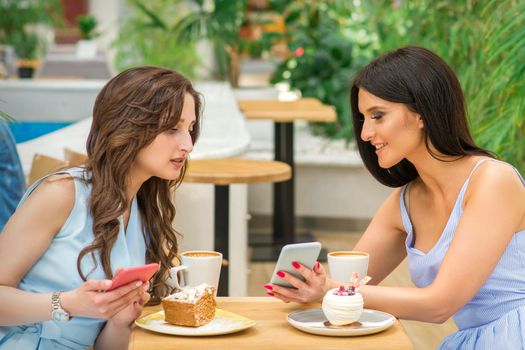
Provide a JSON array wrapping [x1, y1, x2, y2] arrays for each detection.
[[0, 80, 104, 121]]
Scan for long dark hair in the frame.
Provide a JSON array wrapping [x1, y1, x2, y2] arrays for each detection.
[[350, 46, 493, 187], [79, 66, 202, 300]]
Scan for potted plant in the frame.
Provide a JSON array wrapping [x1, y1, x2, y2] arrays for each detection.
[[0, 0, 62, 78], [76, 15, 99, 59], [171, 0, 250, 86], [10, 31, 40, 78]]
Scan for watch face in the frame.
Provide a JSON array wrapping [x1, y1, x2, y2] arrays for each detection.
[[52, 309, 70, 322]]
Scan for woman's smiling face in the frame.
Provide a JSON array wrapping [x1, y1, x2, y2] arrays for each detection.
[[358, 88, 425, 168]]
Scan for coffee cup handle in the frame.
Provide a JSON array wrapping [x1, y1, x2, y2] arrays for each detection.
[[166, 265, 188, 290]]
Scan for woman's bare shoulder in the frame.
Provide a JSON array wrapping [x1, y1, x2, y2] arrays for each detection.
[[469, 160, 524, 191], [20, 173, 76, 224], [32, 173, 76, 199], [466, 160, 525, 213]]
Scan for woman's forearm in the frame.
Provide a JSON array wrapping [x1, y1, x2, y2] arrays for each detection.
[[95, 321, 131, 350], [0, 286, 53, 325], [360, 284, 453, 323]]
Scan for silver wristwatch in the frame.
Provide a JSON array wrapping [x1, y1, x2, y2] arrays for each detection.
[[51, 291, 71, 322]]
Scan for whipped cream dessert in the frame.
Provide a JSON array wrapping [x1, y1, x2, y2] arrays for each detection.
[[322, 286, 364, 326]]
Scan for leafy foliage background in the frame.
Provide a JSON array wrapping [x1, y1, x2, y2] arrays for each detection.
[[269, 0, 524, 172]]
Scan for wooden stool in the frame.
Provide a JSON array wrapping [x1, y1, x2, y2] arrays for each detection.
[[184, 158, 292, 296]]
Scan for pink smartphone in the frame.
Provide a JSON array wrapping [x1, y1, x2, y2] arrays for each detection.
[[107, 263, 160, 291]]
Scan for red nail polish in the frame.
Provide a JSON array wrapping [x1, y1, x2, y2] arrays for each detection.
[[276, 271, 285, 278], [315, 261, 320, 270], [267, 292, 275, 296], [292, 261, 300, 269], [263, 284, 273, 290]]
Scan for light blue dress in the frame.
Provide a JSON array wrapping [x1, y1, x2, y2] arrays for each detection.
[[0, 167, 148, 349], [400, 159, 525, 349]]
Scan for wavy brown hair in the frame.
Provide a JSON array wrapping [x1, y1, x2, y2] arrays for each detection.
[[77, 66, 201, 301]]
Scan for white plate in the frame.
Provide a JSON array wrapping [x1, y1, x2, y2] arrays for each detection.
[[287, 308, 396, 337], [135, 308, 256, 336]]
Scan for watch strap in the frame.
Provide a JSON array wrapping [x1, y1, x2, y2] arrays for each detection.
[[51, 291, 71, 321]]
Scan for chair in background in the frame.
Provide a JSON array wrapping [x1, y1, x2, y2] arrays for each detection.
[[28, 154, 69, 187], [64, 147, 87, 167]]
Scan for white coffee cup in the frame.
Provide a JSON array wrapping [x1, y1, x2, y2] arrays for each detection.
[[166, 251, 222, 292], [327, 251, 369, 282]]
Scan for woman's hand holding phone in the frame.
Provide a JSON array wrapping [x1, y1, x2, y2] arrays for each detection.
[[268, 261, 329, 304], [108, 282, 151, 328], [60, 263, 158, 321], [264, 242, 332, 304], [60, 278, 148, 321], [106, 264, 157, 327]]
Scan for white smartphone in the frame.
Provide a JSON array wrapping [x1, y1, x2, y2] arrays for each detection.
[[269, 242, 322, 288]]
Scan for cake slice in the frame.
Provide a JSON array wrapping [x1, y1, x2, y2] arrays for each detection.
[[162, 284, 216, 327]]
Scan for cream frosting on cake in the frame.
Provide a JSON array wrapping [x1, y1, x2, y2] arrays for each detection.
[[164, 283, 210, 303]]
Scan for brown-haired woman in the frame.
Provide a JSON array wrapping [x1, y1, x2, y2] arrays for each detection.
[[0, 66, 201, 349], [265, 47, 525, 349]]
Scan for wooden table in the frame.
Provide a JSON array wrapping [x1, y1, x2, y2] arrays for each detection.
[[238, 99, 336, 261], [129, 297, 414, 350]]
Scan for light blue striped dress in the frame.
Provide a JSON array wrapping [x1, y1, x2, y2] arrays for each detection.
[[400, 159, 525, 349], [0, 167, 148, 349]]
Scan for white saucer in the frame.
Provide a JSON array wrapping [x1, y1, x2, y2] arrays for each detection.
[[287, 308, 396, 337]]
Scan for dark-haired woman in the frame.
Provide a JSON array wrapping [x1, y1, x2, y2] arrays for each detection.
[[0, 66, 201, 349], [266, 47, 525, 349]]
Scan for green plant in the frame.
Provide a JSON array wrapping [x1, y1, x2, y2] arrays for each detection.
[[10, 31, 39, 60], [77, 15, 99, 40], [172, 0, 250, 86], [268, 0, 375, 140], [360, 0, 525, 173], [0, 0, 62, 63], [112, 0, 200, 78], [0, 0, 62, 43]]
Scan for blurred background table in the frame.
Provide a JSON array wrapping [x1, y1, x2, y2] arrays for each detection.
[[238, 99, 336, 261]]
